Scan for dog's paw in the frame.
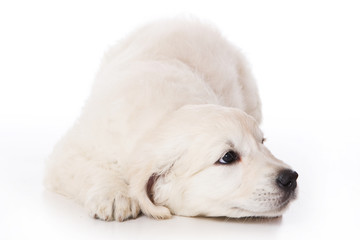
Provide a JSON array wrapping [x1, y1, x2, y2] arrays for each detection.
[[147, 205, 172, 220], [85, 190, 140, 222]]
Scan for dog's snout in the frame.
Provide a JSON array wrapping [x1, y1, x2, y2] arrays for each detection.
[[276, 169, 298, 191]]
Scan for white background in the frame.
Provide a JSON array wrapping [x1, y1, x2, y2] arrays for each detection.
[[1, 0, 360, 239]]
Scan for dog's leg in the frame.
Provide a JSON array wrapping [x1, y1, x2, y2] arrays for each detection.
[[83, 170, 141, 221], [45, 141, 140, 221]]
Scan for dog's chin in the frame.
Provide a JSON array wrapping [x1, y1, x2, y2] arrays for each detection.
[[229, 197, 294, 219], [246, 189, 297, 218], [229, 207, 287, 219]]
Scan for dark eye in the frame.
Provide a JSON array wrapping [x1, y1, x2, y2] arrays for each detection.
[[262, 138, 266, 144], [217, 150, 239, 164]]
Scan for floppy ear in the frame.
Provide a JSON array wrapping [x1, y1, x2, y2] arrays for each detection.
[[128, 108, 190, 219], [129, 161, 172, 219]]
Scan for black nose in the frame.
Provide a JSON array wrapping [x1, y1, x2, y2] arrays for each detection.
[[276, 169, 298, 191]]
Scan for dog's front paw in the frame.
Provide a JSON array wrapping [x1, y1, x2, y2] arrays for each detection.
[[85, 190, 140, 222]]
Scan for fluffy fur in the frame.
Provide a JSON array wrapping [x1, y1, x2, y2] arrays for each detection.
[[45, 19, 297, 221]]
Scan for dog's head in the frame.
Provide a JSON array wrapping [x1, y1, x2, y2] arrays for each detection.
[[129, 104, 298, 219]]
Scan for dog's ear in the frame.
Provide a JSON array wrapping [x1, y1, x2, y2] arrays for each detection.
[[129, 161, 172, 219], [146, 173, 159, 204], [128, 109, 189, 219]]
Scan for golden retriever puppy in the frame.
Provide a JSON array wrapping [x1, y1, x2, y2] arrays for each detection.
[[45, 19, 298, 221]]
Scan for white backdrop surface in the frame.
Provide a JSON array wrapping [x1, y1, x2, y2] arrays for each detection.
[[1, 1, 359, 239]]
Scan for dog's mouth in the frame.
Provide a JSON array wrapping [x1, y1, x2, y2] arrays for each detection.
[[231, 203, 289, 217], [231, 191, 296, 217]]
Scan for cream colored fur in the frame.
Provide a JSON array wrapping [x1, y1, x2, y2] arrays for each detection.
[[45, 19, 295, 221]]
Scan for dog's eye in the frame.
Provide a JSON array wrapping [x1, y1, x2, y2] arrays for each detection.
[[217, 150, 239, 164], [262, 138, 266, 144]]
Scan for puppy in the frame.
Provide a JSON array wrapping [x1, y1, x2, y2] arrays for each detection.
[[45, 19, 298, 221]]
